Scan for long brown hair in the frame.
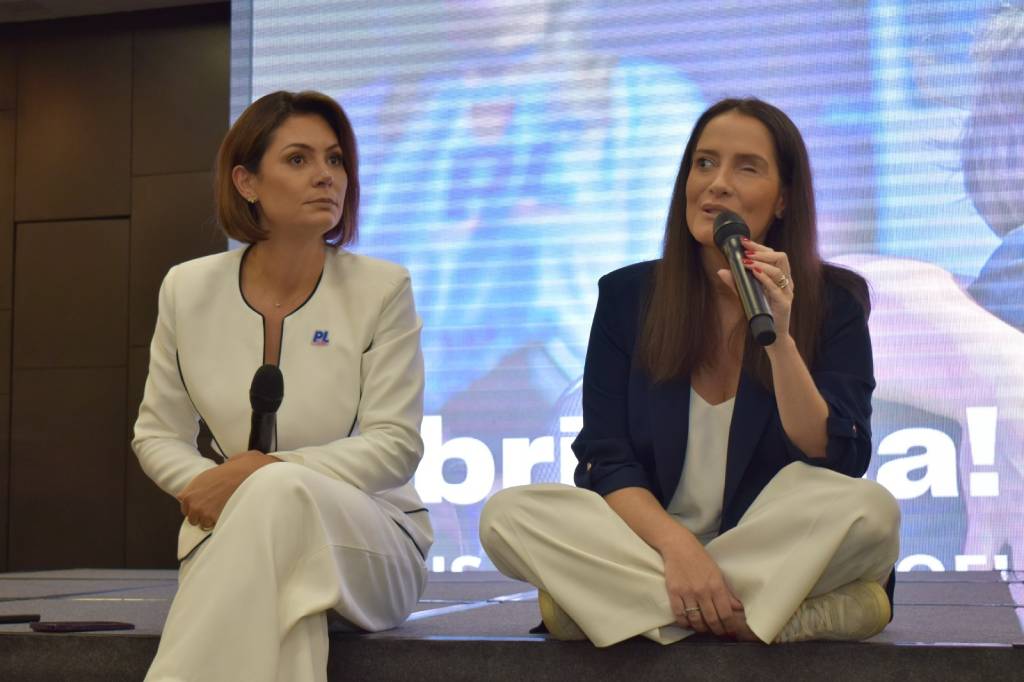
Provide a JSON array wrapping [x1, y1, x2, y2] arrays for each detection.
[[214, 90, 360, 246], [639, 98, 866, 387]]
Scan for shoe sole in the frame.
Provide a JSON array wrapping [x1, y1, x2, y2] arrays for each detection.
[[858, 580, 891, 639]]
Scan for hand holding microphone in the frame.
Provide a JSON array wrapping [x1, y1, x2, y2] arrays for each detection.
[[177, 365, 285, 530], [713, 211, 794, 346]]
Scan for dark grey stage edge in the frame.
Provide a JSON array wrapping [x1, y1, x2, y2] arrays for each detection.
[[1, 570, 1022, 681]]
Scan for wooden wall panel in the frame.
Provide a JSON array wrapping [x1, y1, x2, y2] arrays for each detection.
[[0, 40, 14, 111], [133, 21, 229, 176], [0, 110, 13, 308], [125, 345, 180, 567], [1, 27, 16, 573], [13, 220, 129, 368], [9, 367, 126, 569], [129, 172, 224, 346], [4, 4, 230, 571], [0, 392, 9, 570], [0, 308, 9, 390], [14, 30, 131, 222]]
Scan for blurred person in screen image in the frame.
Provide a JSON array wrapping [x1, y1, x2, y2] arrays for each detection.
[[960, 4, 1024, 572], [964, 5, 1024, 334], [480, 98, 901, 645], [134, 91, 432, 681], [836, 3, 1024, 576], [358, 0, 705, 566]]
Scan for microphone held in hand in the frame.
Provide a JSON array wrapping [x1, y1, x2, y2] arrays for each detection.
[[248, 364, 284, 453], [713, 211, 776, 346]]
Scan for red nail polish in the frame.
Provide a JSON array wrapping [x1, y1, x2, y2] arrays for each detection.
[[755, 266, 763, 273], [745, 251, 755, 257], [742, 258, 753, 265]]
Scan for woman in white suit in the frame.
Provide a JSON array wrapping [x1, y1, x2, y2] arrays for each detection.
[[133, 90, 432, 682]]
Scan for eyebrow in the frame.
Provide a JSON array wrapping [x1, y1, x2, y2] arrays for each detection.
[[695, 148, 769, 166], [280, 142, 342, 153]]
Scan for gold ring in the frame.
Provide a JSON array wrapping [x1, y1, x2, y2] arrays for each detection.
[[777, 274, 790, 289]]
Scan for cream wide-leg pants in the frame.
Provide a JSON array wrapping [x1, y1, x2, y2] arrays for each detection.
[[480, 462, 900, 647], [145, 462, 428, 682]]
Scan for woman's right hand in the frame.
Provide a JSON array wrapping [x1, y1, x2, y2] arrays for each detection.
[[177, 451, 280, 530], [661, 535, 744, 637], [603, 487, 752, 639]]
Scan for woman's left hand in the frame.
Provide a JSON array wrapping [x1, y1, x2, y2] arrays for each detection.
[[718, 237, 795, 339], [176, 451, 280, 530]]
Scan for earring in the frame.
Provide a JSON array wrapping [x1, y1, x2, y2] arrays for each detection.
[[247, 196, 257, 204], [775, 210, 783, 219]]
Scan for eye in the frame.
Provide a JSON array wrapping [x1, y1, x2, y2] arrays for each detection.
[[288, 154, 305, 166], [695, 156, 714, 169], [328, 154, 343, 166]]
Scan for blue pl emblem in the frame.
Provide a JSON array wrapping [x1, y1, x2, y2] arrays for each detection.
[[311, 330, 330, 346]]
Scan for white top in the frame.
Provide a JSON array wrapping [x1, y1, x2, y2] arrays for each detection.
[[666, 387, 735, 545], [132, 246, 432, 560]]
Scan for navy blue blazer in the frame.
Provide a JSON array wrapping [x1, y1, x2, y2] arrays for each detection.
[[572, 260, 875, 534]]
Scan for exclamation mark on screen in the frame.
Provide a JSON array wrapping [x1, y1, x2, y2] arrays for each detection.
[[966, 406, 999, 497]]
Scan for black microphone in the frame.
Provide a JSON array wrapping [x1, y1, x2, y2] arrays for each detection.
[[248, 364, 284, 453], [713, 211, 776, 346]]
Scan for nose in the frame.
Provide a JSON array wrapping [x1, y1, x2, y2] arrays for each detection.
[[707, 167, 732, 197], [315, 168, 333, 187]]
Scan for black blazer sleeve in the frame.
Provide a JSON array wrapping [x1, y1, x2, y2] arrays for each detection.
[[780, 277, 875, 477], [572, 270, 655, 496]]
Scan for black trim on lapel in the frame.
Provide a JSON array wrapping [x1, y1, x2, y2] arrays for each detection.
[[722, 371, 773, 513], [650, 378, 692, 505], [176, 352, 228, 463]]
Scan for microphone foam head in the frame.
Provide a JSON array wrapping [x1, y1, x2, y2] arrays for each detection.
[[250, 364, 284, 413], [713, 211, 750, 248]]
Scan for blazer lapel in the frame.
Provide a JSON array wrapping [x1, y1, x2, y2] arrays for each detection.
[[722, 370, 773, 512], [649, 378, 692, 505]]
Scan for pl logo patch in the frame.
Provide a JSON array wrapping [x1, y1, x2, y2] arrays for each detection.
[[311, 330, 330, 346]]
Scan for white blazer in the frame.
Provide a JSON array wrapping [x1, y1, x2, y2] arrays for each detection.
[[133, 246, 433, 561]]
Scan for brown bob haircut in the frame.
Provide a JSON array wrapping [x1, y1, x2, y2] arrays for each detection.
[[639, 97, 868, 388], [215, 90, 360, 246]]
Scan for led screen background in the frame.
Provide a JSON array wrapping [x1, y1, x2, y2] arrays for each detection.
[[232, 1, 1024, 575]]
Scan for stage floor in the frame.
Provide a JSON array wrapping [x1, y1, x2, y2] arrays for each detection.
[[2, 570, 1023, 681]]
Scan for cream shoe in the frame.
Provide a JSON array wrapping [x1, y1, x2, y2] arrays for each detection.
[[538, 590, 587, 641], [775, 580, 891, 643]]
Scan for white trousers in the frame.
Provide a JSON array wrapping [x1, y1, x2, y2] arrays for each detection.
[[480, 462, 900, 647], [145, 463, 428, 682]]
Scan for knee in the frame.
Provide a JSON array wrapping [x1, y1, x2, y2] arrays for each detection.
[[241, 461, 309, 494], [479, 484, 583, 550], [479, 487, 527, 544], [479, 485, 560, 548], [229, 462, 322, 516], [847, 480, 901, 549]]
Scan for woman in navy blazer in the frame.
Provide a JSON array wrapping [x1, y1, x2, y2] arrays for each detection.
[[480, 98, 900, 647]]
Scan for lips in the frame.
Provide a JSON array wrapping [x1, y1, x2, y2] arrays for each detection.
[[701, 203, 732, 216], [307, 199, 338, 207]]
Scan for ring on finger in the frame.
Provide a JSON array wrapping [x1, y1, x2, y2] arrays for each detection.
[[776, 273, 790, 289], [684, 607, 701, 614]]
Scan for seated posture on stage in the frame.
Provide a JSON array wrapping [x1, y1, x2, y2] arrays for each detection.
[[133, 91, 432, 681], [480, 98, 900, 646]]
